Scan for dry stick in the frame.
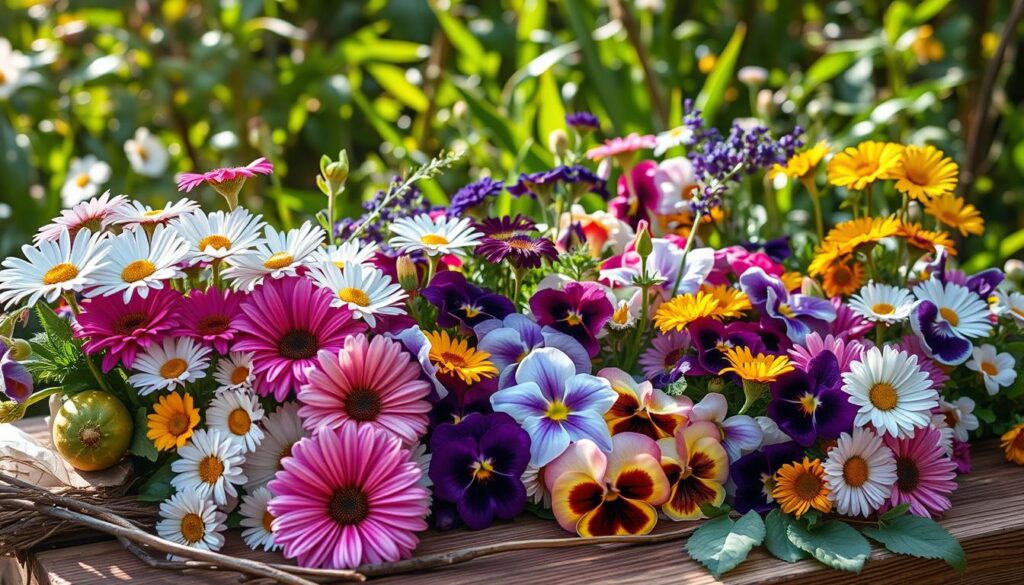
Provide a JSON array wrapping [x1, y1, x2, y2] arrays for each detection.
[[609, 0, 670, 129]]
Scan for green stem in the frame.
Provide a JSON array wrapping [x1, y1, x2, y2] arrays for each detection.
[[804, 178, 824, 241], [671, 210, 705, 296], [424, 255, 440, 287], [26, 385, 63, 406], [211, 259, 223, 290], [63, 293, 112, 395], [875, 322, 885, 347]]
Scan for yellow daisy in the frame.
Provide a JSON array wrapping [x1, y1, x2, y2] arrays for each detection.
[[147, 392, 201, 452], [808, 240, 850, 278], [827, 141, 903, 190], [772, 457, 832, 518], [426, 330, 498, 384], [1002, 422, 1024, 465], [719, 346, 794, 383], [781, 271, 804, 293], [654, 291, 721, 333], [769, 140, 831, 181], [700, 284, 751, 319], [922, 193, 984, 237], [823, 216, 900, 254], [889, 145, 958, 201], [822, 261, 865, 298], [897, 221, 958, 255]]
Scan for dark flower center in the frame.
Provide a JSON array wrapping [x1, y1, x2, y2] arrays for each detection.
[[793, 471, 823, 500], [344, 387, 382, 422], [895, 457, 919, 491], [277, 329, 318, 360], [328, 486, 370, 525], [197, 315, 230, 336], [114, 312, 149, 334]]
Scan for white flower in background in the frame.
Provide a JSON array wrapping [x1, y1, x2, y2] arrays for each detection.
[[939, 396, 980, 443], [841, 346, 938, 438], [205, 390, 265, 453], [0, 228, 107, 308], [170, 208, 264, 265], [128, 337, 211, 395], [521, 464, 551, 508], [170, 429, 246, 506], [34, 192, 129, 244], [848, 282, 915, 324], [224, 221, 324, 290], [61, 155, 112, 207], [995, 290, 1024, 329], [156, 490, 227, 557], [0, 38, 30, 100], [653, 157, 698, 215], [737, 66, 769, 86], [85, 224, 188, 302], [111, 198, 201, 229], [242, 402, 306, 491], [653, 127, 694, 156], [238, 486, 280, 552], [311, 239, 379, 270], [929, 413, 956, 456], [307, 262, 406, 328], [389, 214, 482, 256], [213, 351, 255, 392], [124, 128, 170, 177], [408, 441, 433, 509], [965, 344, 1017, 396], [822, 427, 897, 518], [606, 288, 642, 330]]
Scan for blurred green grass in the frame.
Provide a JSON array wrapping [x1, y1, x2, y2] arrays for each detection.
[[0, 0, 1021, 267]]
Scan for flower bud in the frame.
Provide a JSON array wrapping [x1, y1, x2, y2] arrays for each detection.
[[1004, 259, 1024, 282], [9, 339, 31, 361], [737, 66, 768, 87], [396, 256, 419, 292], [634, 220, 653, 260], [325, 150, 350, 183], [548, 129, 570, 161]]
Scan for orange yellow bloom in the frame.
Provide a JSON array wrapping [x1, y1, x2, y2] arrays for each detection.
[[890, 144, 958, 201], [147, 392, 200, 451], [654, 291, 721, 333], [772, 457, 833, 518], [770, 141, 831, 181], [898, 221, 957, 255], [808, 240, 850, 278], [923, 193, 984, 237], [426, 330, 498, 384], [823, 216, 900, 254], [827, 141, 902, 190], [700, 284, 751, 319], [1002, 422, 1024, 465], [719, 346, 794, 383], [822, 261, 865, 297]]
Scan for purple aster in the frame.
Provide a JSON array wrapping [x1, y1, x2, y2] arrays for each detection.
[[681, 317, 764, 376], [448, 177, 505, 216], [639, 331, 690, 380], [475, 218, 558, 270], [421, 271, 516, 329], [490, 347, 616, 466], [565, 112, 600, 130], [476, 215, 536, 239], [475, 314, 590, 388], [507, 166, 608, 200], [609, 160, 661, 228], [529, 282, 614, 357], [729, 441, 805, 514], [767, 352, 856, 447], [429, 412, 530, 530], [1, 341, 32, 403], [740, 267, 835, 344]]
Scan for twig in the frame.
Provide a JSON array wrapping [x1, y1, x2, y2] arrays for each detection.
[[609, 0, 669, 129]]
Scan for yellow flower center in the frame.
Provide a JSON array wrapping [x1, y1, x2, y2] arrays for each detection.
[[179, 513, 205, 543], [135, 144, 149, 161], [160, 358, 188, 379], [842, 455, 869, 487], [121, 259, 156, 283], [262, 252, 294, 270], [868, 383, 899, 411], [545, 400, 571, 422], [462, 304, 482, 318], [167, 412, 191, 436], [333, 260, 346, 270], [612, 303, 630, 325], [338, 287, 370, 307], [798, 393, 819, 415], [471, 458, 495, 482], [227, 408, 251, 435], [197, 455, 224, 484], [262, 510, 274, 533], [420, 234, 449, 246], [143, 209, 165, 217], [75, 173, 91, 188], [198, 234, 232, 251], [777, 303, 795, 318], [564, 312, 583, 326], [42, 262, 79, 285], [230, 365, 250, 386], [938, 307, 960, 327], [980, 361, 999, 377], [872, 302, 895, 315], [852, 160, 878, 177]]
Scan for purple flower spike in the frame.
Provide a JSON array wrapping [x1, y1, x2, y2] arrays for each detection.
[[767, 353, 856, 447], [740, 267, 834, 344], [422, 271, 516, 329], [529, 282, 614, 357]]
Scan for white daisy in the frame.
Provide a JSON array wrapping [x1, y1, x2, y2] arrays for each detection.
[[206, 390, 265, 453], [408, 442, 433, 510], [939, 396, 979, 443], [124, 127, 170, 178], [170, 429, 246, 506], [214, 351, 255, 392], [848, 282, 915, 324], [522, 464, 551, 508], [0, 228, 107, 309], [995, 290, 1024, 329], [841, 346, 938, 438], [929, 413, 955, 456], [311, 239, 380, 270], [61, 155, 112, 207], [34, 191, 128, 244], [170, 208, 264, 265], [0, 38, 31, 100], [111, 198, 201, 229], [127, 337, 211, 395], [822, 427, 898, 518], [388, 214, 482, 256], [238, 486, 280, 551], [653, 126, 694, 156], [912, 278, 992, 339], [307, 262, 406, 328], [155, 490, 227, 558], [84, 224, 188, 302], [242, 402, 306, 491], [224, 221, 324, 290], [965, 344, 1017, 396]]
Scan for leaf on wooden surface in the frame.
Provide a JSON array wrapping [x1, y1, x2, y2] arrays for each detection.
[[685, 511, 765, 578]]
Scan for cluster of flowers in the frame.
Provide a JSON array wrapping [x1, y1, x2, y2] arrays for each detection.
[[1, 109, 1022, 573]]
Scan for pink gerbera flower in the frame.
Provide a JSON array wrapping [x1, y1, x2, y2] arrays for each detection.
[[586, 133, 657, 161], [235, 277, 365, 401], [34, 191, 128, 244], [74, 287, 182, 371], [267, 424, 429, 569], [177, 157, 274, 209], [883, 426, 958, 518], [174, 288, 244, 354], [639, 331, 690, 379], [788, 332, 866, 373], [829, 297, 874, 340], [896, 334, 950, 390], [298, 334, 431, 446]]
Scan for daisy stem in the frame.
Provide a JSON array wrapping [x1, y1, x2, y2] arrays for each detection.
[[804, 178, 824, 241], [424, 255, 440, 287], [670, 209, 705, 296], [211, 259, 223, 290], [876, 322, 885, 347], [62, 293, 113, 395]]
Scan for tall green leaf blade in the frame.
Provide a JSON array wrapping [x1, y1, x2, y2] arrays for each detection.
[[366, 64, 429, 112], [695, 23, 746, 125], [537, 72, 567, 147], [558, 0, 624, 130]]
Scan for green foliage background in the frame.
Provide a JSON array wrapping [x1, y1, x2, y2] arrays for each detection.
[[1, 0, 1022, 267]]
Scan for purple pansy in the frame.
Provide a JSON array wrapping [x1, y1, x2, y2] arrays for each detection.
[[1, 342, 32, 403], [529, 281, 613, 357], [609, 160, 660, 228], [965, 268, 1004, 298], [767, 352, 856, 447], [429, 412, 530, 530], [601, 238, 715, 299], [422, 271, 516, 330], [508, 166, 608, 200], [729, 441, 805, 514], [681, 317, 765, 376], [490, 347, 616, 466], [739, 267, 835, 344], [448, 177, 505, 216], [475, 314, 590, 388]]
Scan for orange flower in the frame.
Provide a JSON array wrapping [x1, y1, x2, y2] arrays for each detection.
[[898, 221, 957, 255], [822, 261, 865, 297], [1002, 422, 1024, 465], [772, 457, 832, 518]]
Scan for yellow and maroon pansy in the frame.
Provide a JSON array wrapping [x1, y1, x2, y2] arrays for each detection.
[[657, 421, 730, 521], [546, 433, 670, 537], [600, 367, 691, 440]]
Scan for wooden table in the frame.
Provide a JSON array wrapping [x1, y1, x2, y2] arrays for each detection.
[[10, 418, 1024, 584]]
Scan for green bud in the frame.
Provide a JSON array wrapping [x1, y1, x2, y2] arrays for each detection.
[[395, 256, 419, 292], [634, 220, 653, 259], [548, 129, 570, 162], [0, 400, 27, 424], [9, 338, 31, 361], [739, 379, 770, 414]]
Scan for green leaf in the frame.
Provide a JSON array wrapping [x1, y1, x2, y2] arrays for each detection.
[[879, 503, 912, 523], [129, 406, 158, 462], [686, 511, 765, 578], [698, 502, 732, 518], [786, 520, 871, 573], [694, 23, 746, 125], [912, 0, 953, 24], [801, 51, 864, 97], [863, 515, 966, 572], [536, 72, 567, 149], [366, 64, 429, 112], [883, 1, 913, 47], [35, 303, 75, 345], [138, 458, 176, 502], [765, 510, 809, 563]]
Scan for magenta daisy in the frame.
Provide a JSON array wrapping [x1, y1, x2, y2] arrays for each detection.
[[639, 331, 690, 379], [177, 157, 274, 209], [174, 288, 244, 354], [297, 334, 432, 446], [34, 191, 128, 243], [586, 133, 657, 161], [883, 426, 958, 518], [788, 332, 866, 374], [235, 277, 365, 401], [829, 297, 874, 340], [267, 424, 430, 569], [74, 287, 182, 372]]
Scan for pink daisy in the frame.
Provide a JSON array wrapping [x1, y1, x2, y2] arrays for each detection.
[[298, 334, 431, 445], [896, 334, 950, 390], [883, 426, 958, 518], [267, 424, 429, 569], [586, 133, 657, 161], [788, 332, 866, 373], [177, 157, 274, 192], [34, 192, 128, 243], [74, 287, 182, 372], [639, 331, 690, 379], [235, 277, 365, 401], [829, 297, 873, 340], [174, 288, 244, 354]]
